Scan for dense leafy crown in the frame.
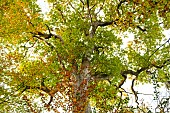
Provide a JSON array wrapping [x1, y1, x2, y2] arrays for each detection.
[[0, 0, 170, 112]]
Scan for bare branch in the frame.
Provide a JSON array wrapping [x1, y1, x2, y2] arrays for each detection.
[[92, 72, 110, 80], [119, 87, 153, 95], [53, 34, 64, 44], [121, 66, 149, 77], [30, 30, 66, 71], [89, 3, 97, 10], [45, 24, 51, 34], [20, 84, 56, 107], [137, 25, 147, 32], [149, 38, 170, 60], [80, 0, 85, 12], [45, 96, 53, 108], [30, 28, 64, 44], [95, 0, 105, 15], [118, 73, 127, 89], [131, 79, 139, 105], [98, 20, 113, 26], [57, 8, 66, 22]]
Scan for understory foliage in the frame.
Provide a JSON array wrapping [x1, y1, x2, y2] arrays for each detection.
[[0, 0, 170, 112]]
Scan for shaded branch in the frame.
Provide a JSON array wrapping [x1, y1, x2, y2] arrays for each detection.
[[80, 0, 84, 5], [93, 46, 104, 54], [137, 25, 147, 32], [131, 79, 139, 105], [89, 20, 114, 37], [118, 73, 127, 89], [21, 85, 51, 94], [80, 0, 85, 12], [33, 35, 66, 70], [98, 20, 113, 26], [121, 66, 149, 77], [20, 84, 56, 107], [89, 3, 97, 10], [45, 24, 51, 35], [30, 24, 64, 44], [86, 0, 89, 9], [86, 0, 92, 23], [92, 72, 110, 80], [117, 0, 126, 15], [152, 58, 170, 68], [30, 30, 66, 70], [119, 87, 153, 95], [56, 8, 66, 22]]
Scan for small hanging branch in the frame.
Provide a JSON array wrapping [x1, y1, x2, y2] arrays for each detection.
[[30, 24, 64, 44]]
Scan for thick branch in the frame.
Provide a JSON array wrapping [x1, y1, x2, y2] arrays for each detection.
[[31, 31, 64, 44], [131, 79, 139, 105], [89, 20, 113, 37], [98, 21, 113, 26], [119, 58, 170, 106], [45, 24, 51, 35], [92, 72, 110, 80], [121, 66, 149, 77]]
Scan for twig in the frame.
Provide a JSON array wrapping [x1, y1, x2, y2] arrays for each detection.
[[117, 0, 126, 15], [149, 38, 170, 60], [69, 2, 83, 19], [95, 0, 105, 15], [89, 3, 97, 10], [86, 0, 92, 23]]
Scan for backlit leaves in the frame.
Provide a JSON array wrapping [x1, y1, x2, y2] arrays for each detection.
[[0, 0, 170, 112]]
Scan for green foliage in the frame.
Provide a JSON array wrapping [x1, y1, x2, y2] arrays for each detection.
[[0, 0, 170, 112]]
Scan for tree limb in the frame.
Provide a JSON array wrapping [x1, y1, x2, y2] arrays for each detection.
[[121, 66, 149, 77], [98, 21, 114, 26], [89, 20, 114, 37], [20, 84, 57, 107], [30, 24, 64, 44], [131, 78, 139, 105]]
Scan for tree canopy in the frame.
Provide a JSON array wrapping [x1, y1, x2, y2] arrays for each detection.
[[0, 0, 170, 112]]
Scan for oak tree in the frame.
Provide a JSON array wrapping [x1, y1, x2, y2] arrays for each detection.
[[0, 0, 170, 112]]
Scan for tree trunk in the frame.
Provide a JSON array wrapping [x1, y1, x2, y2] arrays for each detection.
[[71, 76, 92, 113], [85, 103, 92, 113], [71, 57, 92, 113]]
